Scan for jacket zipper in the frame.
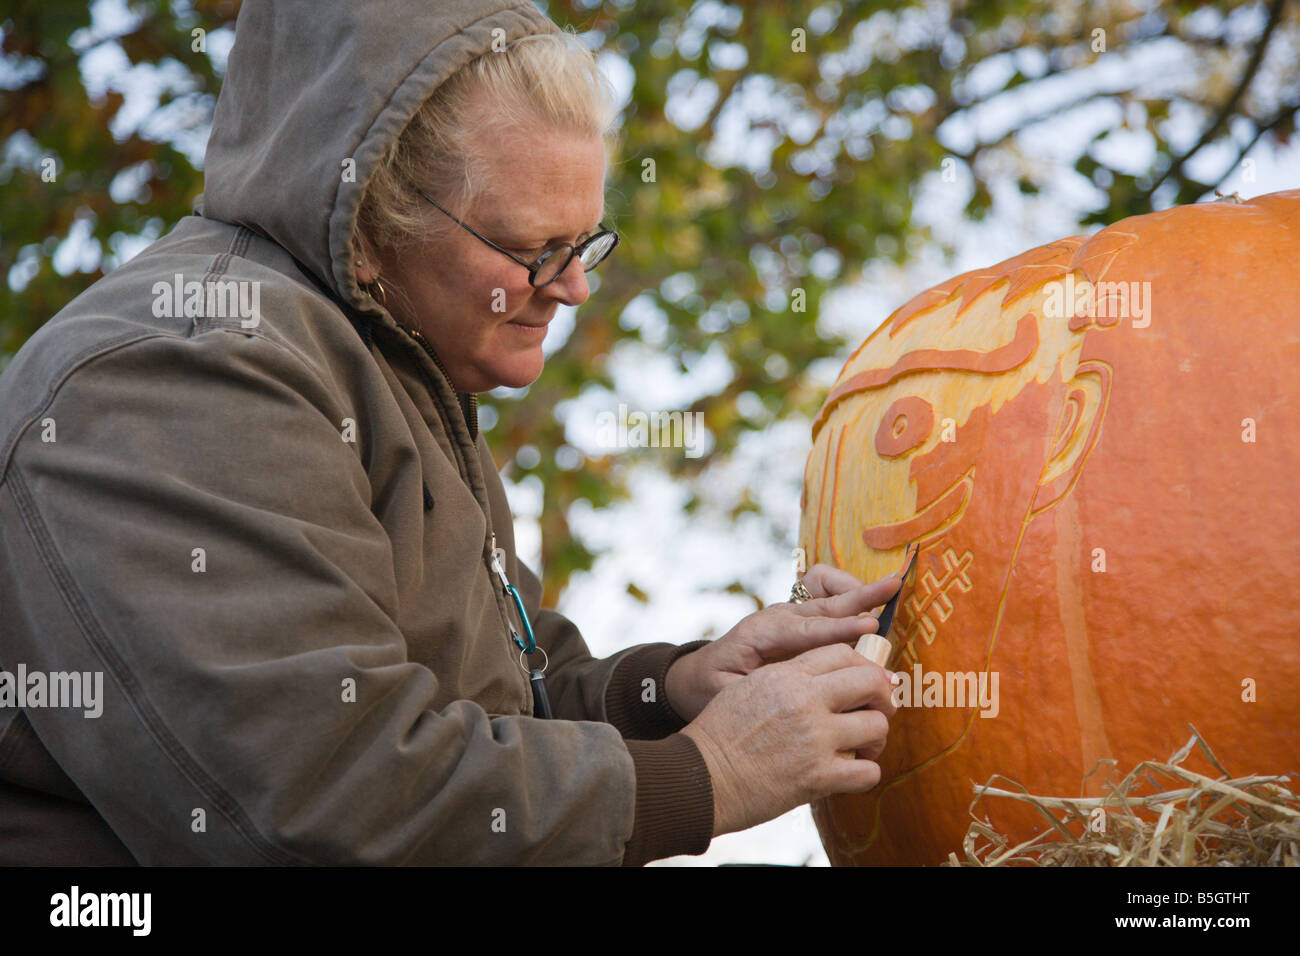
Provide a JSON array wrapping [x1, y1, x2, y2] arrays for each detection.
[[394, 322, 529, 709], [398, 324, 478, 439]]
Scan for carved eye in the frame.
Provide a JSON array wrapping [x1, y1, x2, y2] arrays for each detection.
[[875, 396, 935, 457]]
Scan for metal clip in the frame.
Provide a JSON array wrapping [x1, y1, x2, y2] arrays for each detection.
[[488, 533, 536, 654]]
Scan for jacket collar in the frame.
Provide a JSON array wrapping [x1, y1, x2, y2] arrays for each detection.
[[288, 251, 479, 442]]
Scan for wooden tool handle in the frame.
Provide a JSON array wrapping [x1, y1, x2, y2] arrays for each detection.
[[837, 633, 894, 759], [854, 632, 892, 667]]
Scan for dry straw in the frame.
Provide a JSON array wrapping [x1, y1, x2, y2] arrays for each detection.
[[946, 724, 1299, 866]]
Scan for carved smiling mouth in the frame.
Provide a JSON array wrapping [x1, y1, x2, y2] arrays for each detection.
[[861, 467, 975, 551]]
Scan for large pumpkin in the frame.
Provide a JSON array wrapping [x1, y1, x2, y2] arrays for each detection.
[[799, 189, 1300, 866]]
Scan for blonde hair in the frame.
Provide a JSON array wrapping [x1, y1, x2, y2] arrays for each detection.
[[354, 29, 620, 271]]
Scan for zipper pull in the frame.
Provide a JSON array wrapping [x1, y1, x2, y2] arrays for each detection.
[[530, 666, 553, 719]]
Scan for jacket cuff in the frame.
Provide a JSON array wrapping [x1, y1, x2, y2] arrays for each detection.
[[604, 640, 712, 740], [621, 734, 714, 866]]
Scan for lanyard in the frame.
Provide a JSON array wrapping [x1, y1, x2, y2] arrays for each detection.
[[490, 534, 552, 718]]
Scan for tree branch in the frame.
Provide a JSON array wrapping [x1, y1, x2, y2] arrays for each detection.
[[1212, 104, 1298, 192], [940, 89, 1117, 170], [1144, 0, 1288, 199]]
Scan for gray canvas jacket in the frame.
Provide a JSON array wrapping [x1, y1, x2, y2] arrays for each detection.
[[0, 0, 714, 865]]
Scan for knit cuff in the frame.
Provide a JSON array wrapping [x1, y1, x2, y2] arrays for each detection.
[[605, 640, 712, 740], [621, 734, 714, 866]]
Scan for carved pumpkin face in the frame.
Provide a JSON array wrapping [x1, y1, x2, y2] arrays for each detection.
[[800, 191, 1300, 866]]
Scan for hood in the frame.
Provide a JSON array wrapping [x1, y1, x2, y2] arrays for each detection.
[[201, 0, 561, 313]]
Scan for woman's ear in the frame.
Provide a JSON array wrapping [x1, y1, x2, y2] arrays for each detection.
[[356, 260, 377, 285]]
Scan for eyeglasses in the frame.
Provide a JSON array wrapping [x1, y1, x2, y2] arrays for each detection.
[[419, 191, 619, 288]]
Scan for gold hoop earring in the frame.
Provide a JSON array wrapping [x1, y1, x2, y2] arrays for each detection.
[[365, 276, 387, 307]]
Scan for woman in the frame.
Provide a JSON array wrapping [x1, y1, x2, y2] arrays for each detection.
[[0, 0, 900, 865]]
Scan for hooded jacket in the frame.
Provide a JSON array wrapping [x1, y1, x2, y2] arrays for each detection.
[[0, 0, 714, 865]]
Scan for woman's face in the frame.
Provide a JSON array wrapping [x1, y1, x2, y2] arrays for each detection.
[[371, 123, 608, 393]]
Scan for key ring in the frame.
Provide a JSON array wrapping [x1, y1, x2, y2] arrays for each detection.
[[520, 645, 548, 676]]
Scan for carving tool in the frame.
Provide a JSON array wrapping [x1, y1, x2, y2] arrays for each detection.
[[855, 541, 918, 667], [839, 543, 919, 760]]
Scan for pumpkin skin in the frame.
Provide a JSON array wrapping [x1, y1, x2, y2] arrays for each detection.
[[799, 189, 1300, 866]]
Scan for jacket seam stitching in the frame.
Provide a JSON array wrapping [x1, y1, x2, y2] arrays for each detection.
[[1, 330, 174, 484], [214, 226, 382, 422], [191, 226, 255, 336], [1, 323, 342, 487]]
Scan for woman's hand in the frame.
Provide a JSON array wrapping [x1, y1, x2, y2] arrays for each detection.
[[680, 641, 899, 837], [665, 564, 902, 723]]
